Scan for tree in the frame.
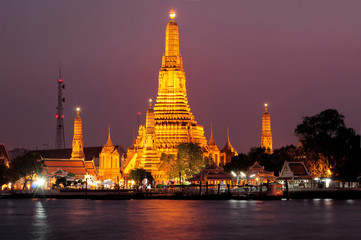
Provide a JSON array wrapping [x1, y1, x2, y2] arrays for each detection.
[[158, 143, 207, 182], [10, 152, 44, 189], [223, 153, 253, 173], [177, 143, 204, 181], [224, 145, 306, 176], [295, 109, 357, 178], [129, 168, 154, 185], [248, 147, 272, 171], [67, 172, 75, 177], [270, 145, 305, 176], [159, 153, 178, 180]]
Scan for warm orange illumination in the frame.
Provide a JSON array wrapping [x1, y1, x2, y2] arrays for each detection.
[[98, 125, 121, 181], [261, 103, 273, 154], [169, 9, 176, 19], [71, 108, 85, 159], [123, 10, 217, 183]]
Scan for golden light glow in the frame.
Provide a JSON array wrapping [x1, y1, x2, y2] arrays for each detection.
[[262, 103, 273, 154], [98, 127, 121, 181], [123, 9, 213, 183], [149, 98, 152, 103], [71, 106, 85, 159], [169, 9, 176, 19]]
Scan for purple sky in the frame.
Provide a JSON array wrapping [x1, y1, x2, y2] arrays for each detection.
[[1, 0, 361, 153]]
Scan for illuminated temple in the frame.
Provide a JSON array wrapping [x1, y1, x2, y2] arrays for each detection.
[[38, 109, 124, 182], [123, 10, 237, 181], [261, 103, 273, 154]]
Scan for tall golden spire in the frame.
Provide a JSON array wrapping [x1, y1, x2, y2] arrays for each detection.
[[146, 99, 155, 131], [104, 124, 114, 148], [123, 9, 209, 181], [153, 8, 207, 147], [164, 8, 181, 62], [261, 103, 273, 154], [71, 107, 85, 159]]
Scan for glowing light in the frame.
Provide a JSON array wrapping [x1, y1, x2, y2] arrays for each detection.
[[76, 107, 80, 112], [240, 172, 246, 177], [138, 112, 141, 115], [35, 178, 45, 187], [231, 171, 236, 177], [169, 9, 176, 19], [265, 103, 268, 107], [327, 169, 332, 176], [325, 178, 331, 187], [59, 79, 63, 82], [250, 174, 256, 178], [149, 99, 152, 103], [56, 114, 59, 118]]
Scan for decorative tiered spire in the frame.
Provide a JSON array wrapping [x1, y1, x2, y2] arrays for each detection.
[[208, 121, 217, 146], [223, 127, 235, 151], [261, 103, 273, 154], [104, 124, 114, 148], [146, 99, 155, 131], [153, 8, 207, 146], [71, 107, 85, 159]]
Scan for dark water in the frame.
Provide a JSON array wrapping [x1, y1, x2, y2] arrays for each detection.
[[0, 199, 360, 240]]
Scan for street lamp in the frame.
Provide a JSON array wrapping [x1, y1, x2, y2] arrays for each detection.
[[231, 171, 240, 186]]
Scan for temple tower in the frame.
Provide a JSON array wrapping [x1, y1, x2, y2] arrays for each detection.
[[71, 107, 85, 159], [153, 9, 207, 150], [208, 122, 220, 165], [123, 10, 210, 181], [99, 125, 121, 181], [261, 103, 273, 154], [220, 128, 238, 165]]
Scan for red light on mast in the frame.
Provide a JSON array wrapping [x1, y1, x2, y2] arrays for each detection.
[[138, 112, 141, 115], [61, 115, 64, 118], [58, 79, 63, 82], [56, 114, 59, 118]]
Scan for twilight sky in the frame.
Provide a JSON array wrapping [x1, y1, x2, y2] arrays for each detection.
[[1, 0, 361, 153]]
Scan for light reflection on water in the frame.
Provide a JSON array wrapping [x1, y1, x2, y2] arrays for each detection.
[[31, 201, 49, 240], [0, 199, 361, 239]]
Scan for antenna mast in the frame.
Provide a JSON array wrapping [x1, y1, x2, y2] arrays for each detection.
[[55, 65, 66, 149]]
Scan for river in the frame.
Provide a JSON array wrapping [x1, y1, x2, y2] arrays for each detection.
[[0, 199, 360, 239]]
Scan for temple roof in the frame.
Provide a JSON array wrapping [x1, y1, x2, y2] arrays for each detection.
[[101, 125, 120, 156], [31, 146, 125, 163], [248, 161, 264, 171], [104, 125, 114, 148], [188, 164, 235, 182], [222, 128, 236, 153], [277, 161, 311, 180], [208, 122, 217, 146], [42, 158, 98, 179]]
